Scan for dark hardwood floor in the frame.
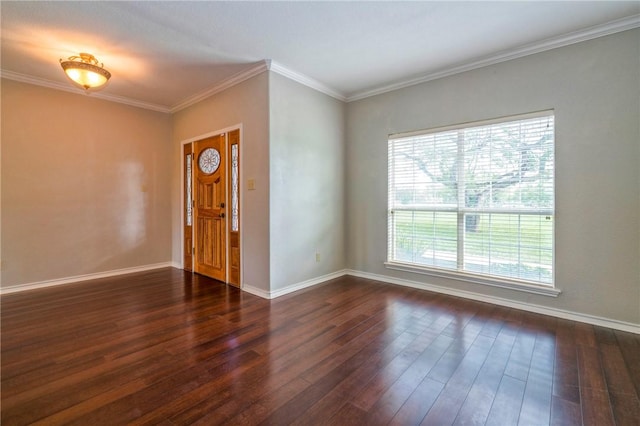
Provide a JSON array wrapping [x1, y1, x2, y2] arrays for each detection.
[[1, 268, 638, 425]]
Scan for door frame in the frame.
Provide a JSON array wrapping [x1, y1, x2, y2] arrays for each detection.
[[180, 124, 243, 287]]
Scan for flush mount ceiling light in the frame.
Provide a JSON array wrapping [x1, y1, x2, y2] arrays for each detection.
[[59, 52, 111, 91]]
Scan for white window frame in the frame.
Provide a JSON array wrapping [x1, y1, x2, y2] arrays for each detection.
[[386, 111, 560, 297]]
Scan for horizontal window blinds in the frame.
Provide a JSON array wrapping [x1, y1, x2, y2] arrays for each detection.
[[388, 112, 554, 285]]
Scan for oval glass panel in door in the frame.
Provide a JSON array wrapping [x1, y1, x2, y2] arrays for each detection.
[[198, 148, 220, 174]]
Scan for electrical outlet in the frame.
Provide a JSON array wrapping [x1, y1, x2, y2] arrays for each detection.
[[315, 252, 320, 262]]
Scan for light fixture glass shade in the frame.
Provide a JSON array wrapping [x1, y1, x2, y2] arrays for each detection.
[[60, 53, 111, 91]]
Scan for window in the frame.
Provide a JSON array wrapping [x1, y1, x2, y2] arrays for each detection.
[[387, 111, 555, 288]]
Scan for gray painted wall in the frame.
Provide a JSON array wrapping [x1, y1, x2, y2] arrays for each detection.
[[346, 29, 640, 324], [172, 72, 271, 292], [269, 72, 346, 291]]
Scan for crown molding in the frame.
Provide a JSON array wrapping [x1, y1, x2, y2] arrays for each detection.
[[0, 69, 172, 113], [347, 14, 640, 102], [267, 60, 347, 102], [3, 14, 638, 110], [170, 60, 270, 113]]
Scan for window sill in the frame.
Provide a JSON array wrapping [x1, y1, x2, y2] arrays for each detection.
[[384, 261, 561, 297]]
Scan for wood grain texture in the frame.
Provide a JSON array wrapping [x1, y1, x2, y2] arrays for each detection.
[[2, 268, 638, 425]]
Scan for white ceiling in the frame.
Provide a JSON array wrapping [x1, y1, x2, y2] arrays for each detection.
[[2, 1, 639, 112]]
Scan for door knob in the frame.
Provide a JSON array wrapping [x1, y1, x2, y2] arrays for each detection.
[[220, 213, 225, 218]]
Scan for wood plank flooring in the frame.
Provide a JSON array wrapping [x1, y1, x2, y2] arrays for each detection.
[[1, 268, 638, 425]]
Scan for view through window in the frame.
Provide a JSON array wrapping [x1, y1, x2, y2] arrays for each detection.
[[388, 111, 555, 285]]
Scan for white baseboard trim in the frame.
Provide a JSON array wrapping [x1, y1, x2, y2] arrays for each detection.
[[241, 284, 271, 299], [242, 269, 349, 300], [0, 262, 175, 295], [5, 264, 635, 334], [346, 269, 640, 334]]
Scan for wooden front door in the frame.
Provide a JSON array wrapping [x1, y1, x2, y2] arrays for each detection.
[[194, 135, 226, 281]]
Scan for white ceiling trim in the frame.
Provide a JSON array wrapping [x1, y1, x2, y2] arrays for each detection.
[[346, 14, 640, 102], [267, 60, 347, 102], [0, 69, 172, 113], [3, 14, 638, 112], [170, 60, 270, 113]]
